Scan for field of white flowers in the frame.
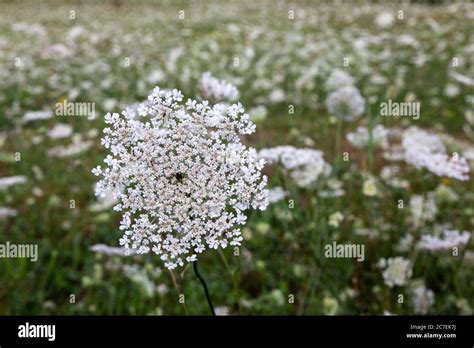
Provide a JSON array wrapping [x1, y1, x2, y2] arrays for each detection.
[[0, 0, 473, 315]]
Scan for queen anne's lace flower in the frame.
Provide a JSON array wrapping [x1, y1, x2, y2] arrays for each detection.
[[93, 87, 268, 269], [402, 127, 470, 181], [199, 72, 239, 103], [258, 146, 331, 188], [326, 86, 365, 121], [418, 229, 471, 251], [381, 257, 412, 288]]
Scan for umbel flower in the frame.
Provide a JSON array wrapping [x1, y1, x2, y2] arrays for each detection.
[[402, 126, 470, 181], [199, 72, 239, 103], [326, 86, 366, 121], [379, 257, 412, 288], [258, 146, 331, 188], [93, 87, 268, 269]]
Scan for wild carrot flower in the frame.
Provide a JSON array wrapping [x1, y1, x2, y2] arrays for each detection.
[[92, 87, 267, 269], [402, 127, 470, 181]]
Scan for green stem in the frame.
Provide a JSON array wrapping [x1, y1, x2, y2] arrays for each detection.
[[335, 119, 343, 162], [367, 107, 374, 173], [193, 260, 215, 316], [218, 249, 240, 312]]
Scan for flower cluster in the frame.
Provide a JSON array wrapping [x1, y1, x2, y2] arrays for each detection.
[[379, 257, 412, 288], [93, 87, 268, 269], [418, 229, 471, 251], [402, 127, 470, 181], [325, 69, 354, 91], [199, 72, 239, 103], [258, 146, 331, 188], [410, 281, 435, 314]]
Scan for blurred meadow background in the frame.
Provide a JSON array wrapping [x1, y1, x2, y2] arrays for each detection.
[[0, 0, 473, 315]]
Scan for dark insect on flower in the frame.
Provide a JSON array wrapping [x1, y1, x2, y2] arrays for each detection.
[[175, 172, 185, 182]]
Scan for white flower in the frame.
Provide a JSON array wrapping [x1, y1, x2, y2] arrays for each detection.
[[418, 229, 471, 252], [90, 244, 134, 257], [450, 71, 474, 86], [410, 281, 435, 315], [267, 187, 287, 204], [346, 125, 389, 149], [22, 110, 53, 123], [258, 146, 331, 188], [199, 72, 239, 103], [362, 177, 378, 197], [48, 123, 73, 139], [409, 193, 438, 227], [402, 127, 470, 181], [93, 87, 267, 269], [89, 185, 119, 212], [248, 105, 268, 123], [375, 12, 395, 28], [0, 176, 28, 189], [268, 89, 285, 103], [381, 257, 412, 288], [0, 207, 17, 219], [215, 306, 230, 316], [380, 165, 409, 188], [326, 86, 365, 121], [48, 136, 93, 158], [326, 69, 354, 91], [328, 212, 344, 228]]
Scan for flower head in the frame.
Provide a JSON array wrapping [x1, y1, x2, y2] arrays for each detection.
[[326, 69, 354, 91], [199, 72, 239, 103], [418, 229, 471, 252], [258, 146, 331, 188], [381, 257, 412, 288], [402, 127, 470, 181], [326, 86, 365, 121], [93, 87, 267, 269]]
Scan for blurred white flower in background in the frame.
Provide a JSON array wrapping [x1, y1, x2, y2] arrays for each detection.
[[267, 187, 287, 204], [259, 146, 331, 188], [418, 229, 471, 252], [47, 123, 73, 139], [409, 193, 438, 227], [328, 212, 344, 228], [0, 175, 28, 189], [0, 207, 17, 219], [402, 127, 470, 181], [375, 12, 395, 29], [381, 257, 412, 288], [326, 69, 354, 91], [326, 86, 366, 121], [346, 124, 389, 149], [199, 72, 239, 103], [410, 281, 435, 314], [22, 110, 53, 123]]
